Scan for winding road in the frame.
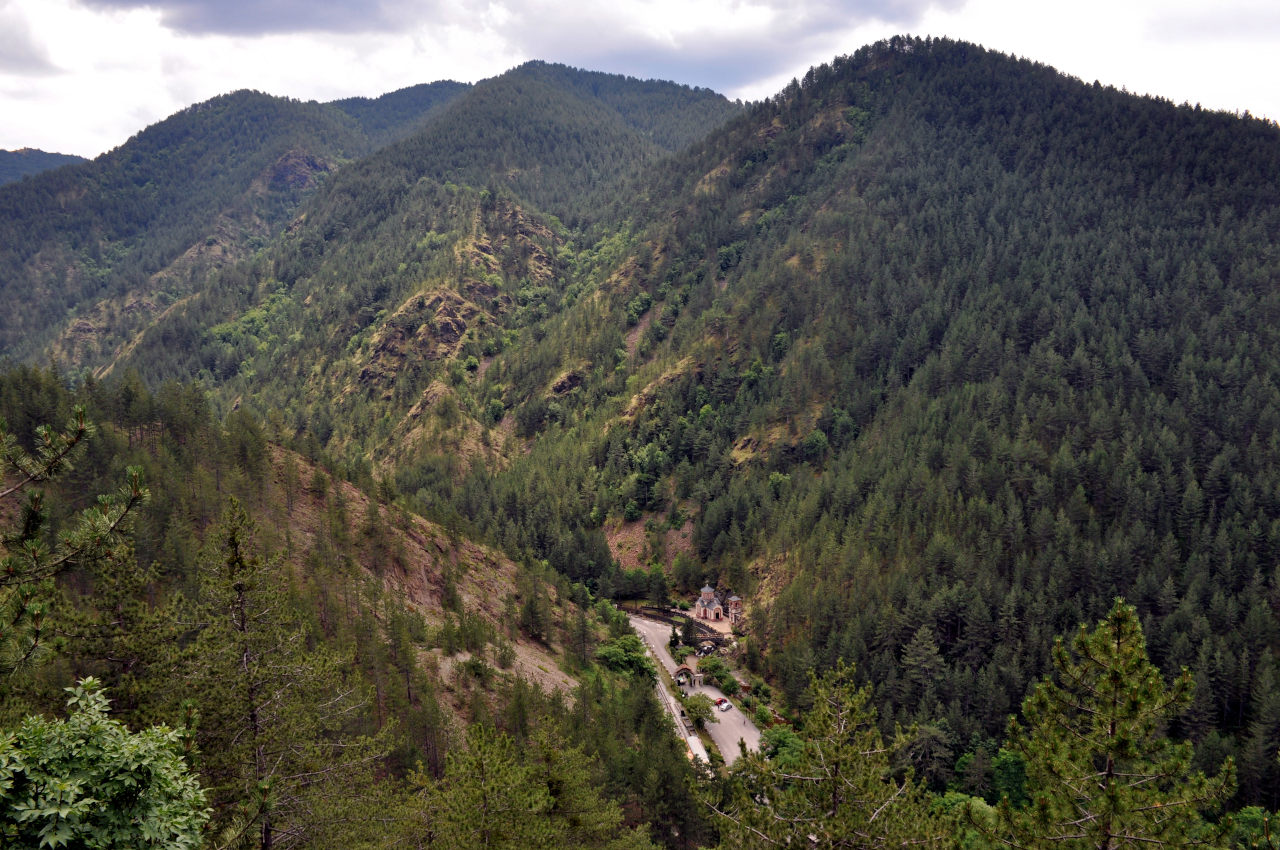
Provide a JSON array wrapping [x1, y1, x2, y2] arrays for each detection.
[[629, 614, 761, 766]]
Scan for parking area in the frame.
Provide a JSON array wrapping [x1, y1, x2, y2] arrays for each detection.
[[629, 614, 761, 766]]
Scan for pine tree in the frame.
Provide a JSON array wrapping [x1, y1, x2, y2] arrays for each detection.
[[1, 407, 146, 674], [183, 498, 387, 850], [60, 541, 182, 726], [681, 615, 699, 647], [408, 724, 658, 849], [988, 599, 1235, 849], [412, 723, 556, 849], [1238, 663, 1280, 810], [708, 660, 953, 848]]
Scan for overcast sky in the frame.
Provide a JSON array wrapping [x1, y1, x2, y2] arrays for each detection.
[[1, 0, 1277, 158]]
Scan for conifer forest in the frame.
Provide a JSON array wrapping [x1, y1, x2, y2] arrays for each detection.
[[2, 36, 1280, 848]]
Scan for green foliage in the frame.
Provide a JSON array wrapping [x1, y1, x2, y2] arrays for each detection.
[[991, 748, 1028, 808], [0, 406, 146, 674], [752, 702, 772, 730], [759, 724, 803, 769], [407, 724, 659, 849], [560, 671, 713, 846], [986, 600, 1235, 848], [517, 570, 552, 642], [799, 428, 828, 463], [626, 292, 653, 326], [697, 655, 739, 694], [1229, 807, 1280, 849], [683, 693, 715, 729], [708, 660, 953, 848], [0, 678, 207, 849], [680, 616, 699, 646], [646, 567, 669, 606], [183, 498, 389, 848], [594, 634, 656, 680]]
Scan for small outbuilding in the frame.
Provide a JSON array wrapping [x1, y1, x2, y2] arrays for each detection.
[[727, 595, 743, 623]]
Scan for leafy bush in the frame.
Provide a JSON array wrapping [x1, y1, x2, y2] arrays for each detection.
[[594, 634, 656, 679], [0, 679, 208, 849]]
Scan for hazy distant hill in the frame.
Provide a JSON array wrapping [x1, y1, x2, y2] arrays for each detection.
[[0, 91, 376, 365], [0, 148, 86, 185], [0, 83, 480, 369], [321, 61, 743, 227]]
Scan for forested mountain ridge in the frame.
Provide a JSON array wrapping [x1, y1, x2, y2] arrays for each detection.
[[0, 91, 365, 367], [0, 148, 86, 185], [96, 63, 739, 475], [6, 34, 1280, 846], [438, 36, 1280, 804], [329, 79, 471, 146], [0, 83, 479, 373], [288, 59, 742, 231]]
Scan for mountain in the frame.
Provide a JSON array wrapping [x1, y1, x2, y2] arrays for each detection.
[[0, 65, 737, 383], [311, 60, 743, 229], [0, 84, 476, 371], [0, 148, 86, 185], [329, 79, 471, 145], [89, 64, 739, 478], [6, 36, 1280, 839], [402, 37, 1280, 802], [0, 91, 365, 366]]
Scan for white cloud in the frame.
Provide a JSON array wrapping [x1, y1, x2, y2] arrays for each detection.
[[0, 0, 1276, 157], [0, 0, 58, 73], [1147, 0, 1280, 42], [74, 0, 411, 35], [910, 0, 1278, 119]]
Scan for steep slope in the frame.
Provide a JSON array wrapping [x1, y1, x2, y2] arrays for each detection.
[[0, 148, 86, 185], [447, 37, 1280, 802], [0, 364, 583, 758], [0, 363, 700, 847], [106, 63, 739, 475], [0, 91, 377, 368]]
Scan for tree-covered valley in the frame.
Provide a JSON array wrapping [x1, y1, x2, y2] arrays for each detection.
[[3, 36, 1280, 848]]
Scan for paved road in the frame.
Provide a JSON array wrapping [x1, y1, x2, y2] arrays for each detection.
[[629, 616, 709, 762], [629, 615, 761, 766], [630, 615, 680, 672]]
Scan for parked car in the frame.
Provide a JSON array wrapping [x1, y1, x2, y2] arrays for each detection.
[[716, 697, 731, 712]]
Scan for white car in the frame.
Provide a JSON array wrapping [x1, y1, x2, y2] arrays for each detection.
[[716, 697, 732, 712]]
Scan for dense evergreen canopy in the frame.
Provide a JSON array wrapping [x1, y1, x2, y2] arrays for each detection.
[[2, 35, 1280, 846]]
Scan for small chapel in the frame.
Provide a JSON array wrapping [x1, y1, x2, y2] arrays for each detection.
[[694, 586, 744, 624]]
